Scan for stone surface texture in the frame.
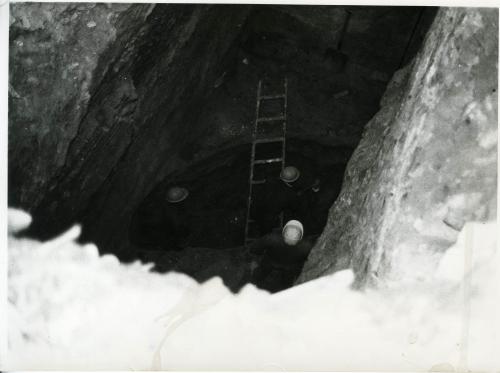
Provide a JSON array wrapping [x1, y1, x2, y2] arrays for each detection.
[[9, 4, 250, 259], [298, 7, 498, 286], [9, 3, 152, 207]]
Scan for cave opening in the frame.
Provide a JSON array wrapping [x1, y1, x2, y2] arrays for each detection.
[[10, 4, 438, 293]]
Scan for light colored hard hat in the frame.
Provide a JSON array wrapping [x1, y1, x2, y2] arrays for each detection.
[[166, 186, 189, 203], [312, 179, 321, 193], [280, 166, 300, 183], [282, 220, 304, 246]]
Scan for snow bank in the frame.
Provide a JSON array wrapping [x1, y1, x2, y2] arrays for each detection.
[[5, 208, 499, 371]]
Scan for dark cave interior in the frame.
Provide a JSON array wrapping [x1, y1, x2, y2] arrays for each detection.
[[10, 4, 437, 292], [129, 139, 351, 249]]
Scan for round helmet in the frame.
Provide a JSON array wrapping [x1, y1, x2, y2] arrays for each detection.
[[312, 179, 321, 193], [282, 220, 304, 246], [166, 187, 189, 203], [280, 166, 300, 183]]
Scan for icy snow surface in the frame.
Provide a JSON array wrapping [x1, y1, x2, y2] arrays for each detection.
[[5, 208, 499, 371]]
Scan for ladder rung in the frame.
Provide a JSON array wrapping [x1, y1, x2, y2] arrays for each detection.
[[259, 94, 285, 100], [253, 157, 283, 165], [251, 179, 266, 184], [257, 115, 285, 122], [254, 137, 284, 144]]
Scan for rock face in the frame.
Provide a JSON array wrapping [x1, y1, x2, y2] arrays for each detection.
[[298, 8, 498, 285], [9, 3, 152, 208], [9, 3, 250, 259]]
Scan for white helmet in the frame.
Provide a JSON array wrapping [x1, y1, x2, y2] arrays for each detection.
[[280, 166, 300, 183], [282, 220, 304, 246], [166, 186, 189, 203]]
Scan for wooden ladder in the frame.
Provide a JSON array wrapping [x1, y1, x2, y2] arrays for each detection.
[[244, 78, 288, 246]]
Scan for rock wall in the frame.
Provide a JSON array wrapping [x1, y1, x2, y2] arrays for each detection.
[[9, 4, 249, 258], [298, 7, 498, 285], [9, 3, 152, 207]]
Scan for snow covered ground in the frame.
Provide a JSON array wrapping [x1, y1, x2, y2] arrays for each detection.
[[4, 208, 499, 371]]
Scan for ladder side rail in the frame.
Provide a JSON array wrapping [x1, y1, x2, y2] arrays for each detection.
[[279, 78, 288, 229], [244, 80, 262, 244]]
